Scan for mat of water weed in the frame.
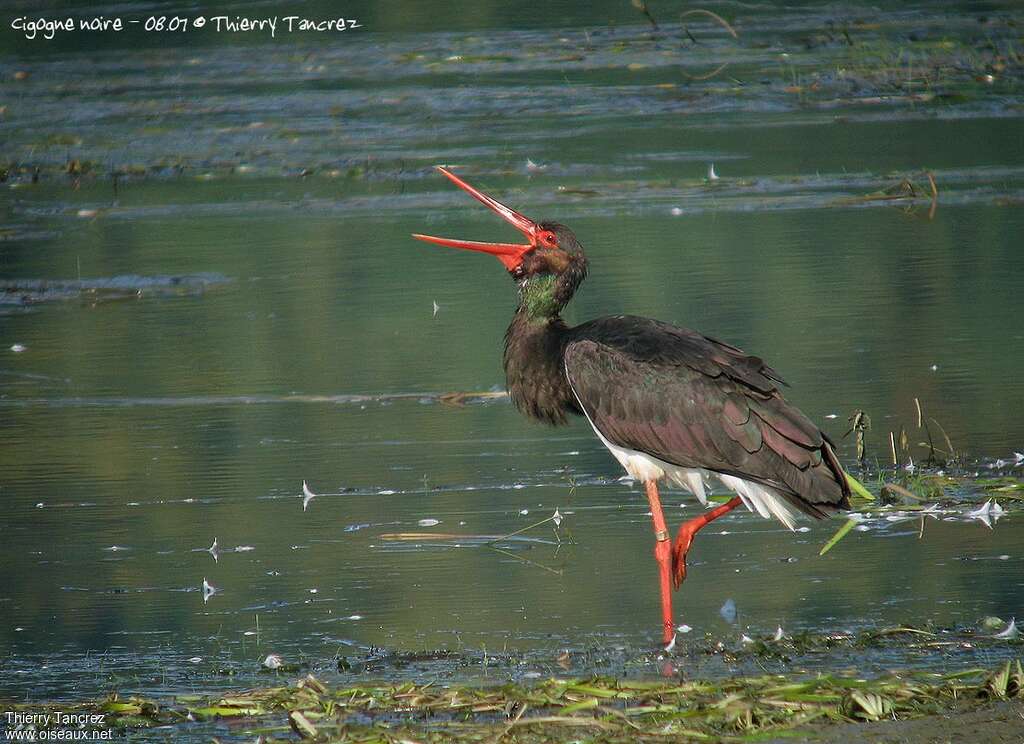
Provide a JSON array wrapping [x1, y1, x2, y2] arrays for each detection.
[[7, 661, 1021, 743]]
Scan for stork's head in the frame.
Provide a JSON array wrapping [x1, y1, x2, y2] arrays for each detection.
[[412, 167, 587, 312]]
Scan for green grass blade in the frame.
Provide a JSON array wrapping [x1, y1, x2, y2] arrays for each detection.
[[845, 472, 875, 501], [819, 517, 857, 556]]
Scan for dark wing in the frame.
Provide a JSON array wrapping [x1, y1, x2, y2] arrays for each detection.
[[564, 316, 849, 517]]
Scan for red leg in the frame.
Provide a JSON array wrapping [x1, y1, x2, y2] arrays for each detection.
[[672, 496, 742, 590], [643, 480, 675, 645]]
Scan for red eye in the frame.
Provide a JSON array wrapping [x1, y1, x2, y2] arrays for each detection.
[[539, 230, 557, 247]]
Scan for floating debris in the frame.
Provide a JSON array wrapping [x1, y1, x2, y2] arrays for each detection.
[[202, 578, 216, 604], [207, 538, 219, 562], [289, 710, 318, 739], [432, 300, 440, 318], [676, 624, 692, 634], [10, 344, 26, 352], [417, 518, 441, 527], [773, 625, 785, 641], [552, 508, 563, 528], [967, 499, 1005, 529], [302, 480, 316, 512], [262, 653, 283, 670], [707, 163, 719, 181], [994, 618, 1019, 640], [0, 274, 230, 306]]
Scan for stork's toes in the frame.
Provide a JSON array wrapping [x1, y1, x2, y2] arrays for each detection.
[[671, 543, 688, 590]]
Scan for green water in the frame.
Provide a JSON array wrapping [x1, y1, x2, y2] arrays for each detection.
[[1, 0, 1023, 702]]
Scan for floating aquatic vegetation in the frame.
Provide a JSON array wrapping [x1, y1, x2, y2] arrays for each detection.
[[17, 660, 1020, 741], [819, 517, 857, 556], [830, 172, 939, 219], [994, 619, 1019, 640], [0, 274, 231, 306]]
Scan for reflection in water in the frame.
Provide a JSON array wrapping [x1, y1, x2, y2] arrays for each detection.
[[1, 0, 1023, 701]]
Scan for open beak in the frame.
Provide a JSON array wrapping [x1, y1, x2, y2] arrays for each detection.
[[412, 166, 538, 270]]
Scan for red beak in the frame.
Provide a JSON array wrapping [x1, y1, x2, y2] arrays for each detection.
[[412, 166, 538, 270]]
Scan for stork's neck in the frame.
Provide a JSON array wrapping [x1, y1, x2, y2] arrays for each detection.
[[501, 271, 584, 425], [517, 274, 565, 320], [503, 310, 575, 426]]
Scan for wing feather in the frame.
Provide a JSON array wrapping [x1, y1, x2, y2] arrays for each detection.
[[564, 316, 849, 515]]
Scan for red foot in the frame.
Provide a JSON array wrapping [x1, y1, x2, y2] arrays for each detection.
[[671, 497, 743, 591], [671, 533, 694, 590]]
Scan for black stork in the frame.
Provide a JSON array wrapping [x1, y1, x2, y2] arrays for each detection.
[[413, 166, 851, 647]]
